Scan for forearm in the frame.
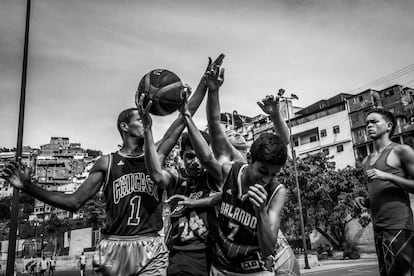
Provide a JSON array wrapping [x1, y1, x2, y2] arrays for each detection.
[[156, 77, 207, 161], [190, 192, 222, 208], [269, 113, 290, 145], [207, 89, 222, 134], [183, 113, 216, 164], [387, 174, 414, 193], [256, 210, 278, 257], [23, 182, 80, 212], [144, 128, 166, 187]]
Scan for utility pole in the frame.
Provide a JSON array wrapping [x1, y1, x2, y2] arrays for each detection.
[[6, 0, 31, 274], [278, 89, 310, 269]]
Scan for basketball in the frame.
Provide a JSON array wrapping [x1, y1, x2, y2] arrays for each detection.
[[136, 69, 185, 116]]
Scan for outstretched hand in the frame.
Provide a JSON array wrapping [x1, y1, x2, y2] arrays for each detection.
[[136, 93, 153, 129], [204, 54, 225, 91], [179, 85, 192, 117], [257, 95, 281, 116], [166, 194, 195, 206], [0, 159, 32, 190]]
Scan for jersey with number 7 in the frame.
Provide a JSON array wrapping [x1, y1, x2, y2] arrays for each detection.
[[102, 152, 164, 236]]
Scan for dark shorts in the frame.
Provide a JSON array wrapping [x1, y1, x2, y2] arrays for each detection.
[[80, 264, 86, 271], [168, 249, 211, 276], [374, 228, 414, 276]]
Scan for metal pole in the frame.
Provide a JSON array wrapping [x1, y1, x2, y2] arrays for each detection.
[[284, 97, 310, 269], [7, 0, 31, 274]]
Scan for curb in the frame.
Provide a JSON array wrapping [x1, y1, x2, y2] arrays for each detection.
[[299, 259, 378, 274]]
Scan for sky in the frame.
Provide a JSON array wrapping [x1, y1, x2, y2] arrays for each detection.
[[1, 0, 413, 154]]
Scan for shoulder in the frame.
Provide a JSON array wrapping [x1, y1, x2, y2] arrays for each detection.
[[393, 143, 413, 154], [90, 155, 111, 172]]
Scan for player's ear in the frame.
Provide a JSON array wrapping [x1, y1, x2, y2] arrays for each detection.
[[386, 121, 393, 132], [120, 122, 129, 132]]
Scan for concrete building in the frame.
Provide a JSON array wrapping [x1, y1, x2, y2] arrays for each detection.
[[287, 93, 355, 169]]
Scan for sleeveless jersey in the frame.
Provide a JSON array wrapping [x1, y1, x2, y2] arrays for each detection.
[[211, 162, 276, 273], [167, 170, 220, 251], [364, 143, 414, 230], [101, 152, 164, 236]]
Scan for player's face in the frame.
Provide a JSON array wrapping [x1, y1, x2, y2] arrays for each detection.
[[365, 113, 391, 140], [249, 161, 281, 186], [127, 111, 144, 138], [182, 149, 204, 177]]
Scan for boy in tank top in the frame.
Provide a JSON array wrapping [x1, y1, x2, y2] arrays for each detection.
[[355, 108, 414, 276]]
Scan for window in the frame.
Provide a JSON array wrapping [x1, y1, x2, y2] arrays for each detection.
[[333, 125, 340, 134], [293, 137, 299, 147], [322, 148, 329, 155], [320, 129, 327, 137], [310, 135, 317, 142], [337, 145, 344, 152], [359, 96, 364, 102]]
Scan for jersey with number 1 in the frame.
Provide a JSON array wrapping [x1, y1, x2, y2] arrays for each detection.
[[101, 152, 164, 236]]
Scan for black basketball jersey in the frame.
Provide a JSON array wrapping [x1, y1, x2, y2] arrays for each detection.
[[167, 170, 220, 251], [101, 152, 164, 236], [211, 162, 275, 273]]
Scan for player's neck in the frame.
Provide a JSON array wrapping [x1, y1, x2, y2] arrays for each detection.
[[121, 136, 144, 155], [119, 146, 144, 156], [372, 137, 392, 154]]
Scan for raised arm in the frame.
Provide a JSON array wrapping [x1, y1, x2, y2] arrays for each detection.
[[180, 96, 224, 182], [206, 64, 245, 163], [1, 157, 107, 212], [257, 95, 290, 145], [156, 54, 225, 163], [137, 94, 176, 190]]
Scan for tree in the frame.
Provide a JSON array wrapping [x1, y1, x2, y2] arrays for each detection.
[[79, 196, 105, 230], [279, 153, 369, 250]]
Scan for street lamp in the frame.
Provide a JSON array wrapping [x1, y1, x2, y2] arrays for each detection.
[[278, 88, 310, 269]]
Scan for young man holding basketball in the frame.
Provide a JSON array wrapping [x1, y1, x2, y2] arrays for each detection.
[[179, 95, 295, 275], [354, 108, 414, 276], [138, 90, 222, 275], [1, 56, 222, 276]]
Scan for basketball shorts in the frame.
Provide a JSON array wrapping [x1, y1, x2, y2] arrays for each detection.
[[374, 228, 414, 276], [210, 265, 274, 276], [93, 234, 168, 276], [273, 232, 300, 276], [168, 249, 211, 276]]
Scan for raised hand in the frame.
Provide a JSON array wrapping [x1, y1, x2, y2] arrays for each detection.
[[257, 95, 281, 116], [0, 160, 32, 190], [179, 85, 192, 117], [135, 93, 153, 129], [204, 54, 225, 91]]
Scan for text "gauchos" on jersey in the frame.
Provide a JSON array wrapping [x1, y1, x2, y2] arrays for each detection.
[[113, 173, 159, 204]]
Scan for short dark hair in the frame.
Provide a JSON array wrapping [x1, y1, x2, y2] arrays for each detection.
[[180, 131, 211, 157], [117, 108, 138, 137], [367, 108, 397, 137], [250, 133, 287, 165]]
